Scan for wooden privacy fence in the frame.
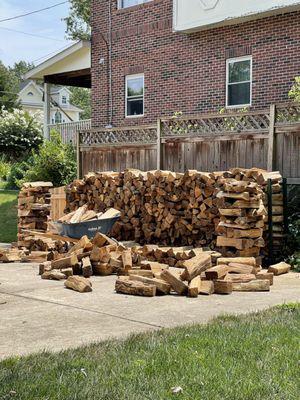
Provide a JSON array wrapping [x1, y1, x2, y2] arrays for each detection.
[[77, 103, 300, 182]]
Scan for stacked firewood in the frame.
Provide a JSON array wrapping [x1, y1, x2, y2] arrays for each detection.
[[63, 168, 285, 258], [18, 182, 53, 249], [65, 170, 220, 247], [215, 177, 267, 257]]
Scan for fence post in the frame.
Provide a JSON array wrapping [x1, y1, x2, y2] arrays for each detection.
[[267, 104, 276, 171], [157, 118, 162, 170], [267, 178, 274, 266], [76, 131, 81, 179]]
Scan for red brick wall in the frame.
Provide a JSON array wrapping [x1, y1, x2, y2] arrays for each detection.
[[91, 0, 300, 127]]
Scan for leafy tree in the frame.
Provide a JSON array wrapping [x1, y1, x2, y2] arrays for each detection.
[[9, 61, 35, 82], [0, 108, 43, 160], [70, 87, 91, 119], [289, 76, 300, 103], [0, 61, 19, 111], [64, 0, 91, 41]]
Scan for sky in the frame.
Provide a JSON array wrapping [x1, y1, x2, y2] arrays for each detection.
[[0, 0, 73, 67]]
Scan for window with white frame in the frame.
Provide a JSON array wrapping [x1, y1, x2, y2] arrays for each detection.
[[118, 0, 151, 9], [54, 111, 62, 124], [226, 56, 252, 107], [125, 74, 144, 117], [61, 95, 68, 105]]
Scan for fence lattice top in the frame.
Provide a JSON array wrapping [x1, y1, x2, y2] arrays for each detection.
[[80, 125, 157, 145], [78, 103, 300, 146], [276, 103, 300, 124], [161, 110, 271, 137]]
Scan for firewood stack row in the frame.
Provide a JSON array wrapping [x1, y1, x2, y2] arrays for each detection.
[[65, 169, 220, 247], [18, 182, 53, 249], [65, 168, 283, 255], [215, 176, 267, 258]]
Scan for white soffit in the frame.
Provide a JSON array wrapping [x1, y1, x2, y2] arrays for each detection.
[[25, 40, 91, 80], [174, 0, 300, 32]]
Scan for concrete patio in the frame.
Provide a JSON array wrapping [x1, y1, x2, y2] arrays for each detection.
[[0, 262, 299, 360]]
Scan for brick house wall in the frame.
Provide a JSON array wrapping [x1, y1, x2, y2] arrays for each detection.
[[91, 0, 300, 127]]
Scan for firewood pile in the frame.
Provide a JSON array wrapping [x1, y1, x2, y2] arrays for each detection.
[[1, 229, 291, 297], [215, 174, 266, 258], [65, 169, 221, 246], [18, 182, 53, 250], [35, 233, 290, 295], [116, 253, 291, 297], [65, 168, 283, 254]]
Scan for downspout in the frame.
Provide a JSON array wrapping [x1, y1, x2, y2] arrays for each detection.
[[107, 0, 113, 128]]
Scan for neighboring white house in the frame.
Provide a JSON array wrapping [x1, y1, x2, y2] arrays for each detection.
[[18, 80, 83, 124]]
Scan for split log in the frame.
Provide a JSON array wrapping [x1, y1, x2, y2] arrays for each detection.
[[65, 276, 92, 293], [39, 261, 52, 275], [205, 265, 229, 280], [41, 270, 66, 280], [232, 279, 270, 291], [217, 257, 257, 267], [256, 271, 274, 285], [128, 269, 154, 278], [140, 260, 169, 274], [161, 270, 188, 295], [82, 257, 93, 278], [121, 249, 132, 271], [115, 277, 156, 297], [199, 280, 214, 295], [188, 276, 202, 298], [224, 273, 257, 283], [129, 275, 171, 294], [61, 267, 73, 277], [268, 262, 291, 276], [227, 262, 256, 274], [214, 280, 233, 295], [181, 253, 211, 281], [93, 262, 114, 276], [51, 254, 78, 270]]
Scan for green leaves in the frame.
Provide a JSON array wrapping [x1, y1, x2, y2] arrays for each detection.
[[64, 0, 91, 41], [23, 130, 77, 188], [289, 76, 300, 103], [0, 108, 43, 160]]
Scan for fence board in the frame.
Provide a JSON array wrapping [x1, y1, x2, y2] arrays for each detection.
[[81, 145, 157, 175]]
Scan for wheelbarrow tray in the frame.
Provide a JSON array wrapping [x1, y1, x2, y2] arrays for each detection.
[[60, 216, 120, 239]]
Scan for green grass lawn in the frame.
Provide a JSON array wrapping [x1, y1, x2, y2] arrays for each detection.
[[0, 189, 18, 243], [0, 304, 299, 400]]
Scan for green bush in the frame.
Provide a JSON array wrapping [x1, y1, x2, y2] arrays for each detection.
[[0, 108, 43, 160], [0, 155, 11, 180], [287, 213, 300, 271], [23, 130, 77, 187], [6, 157, 33, 189], [289, 76, 300, 103]]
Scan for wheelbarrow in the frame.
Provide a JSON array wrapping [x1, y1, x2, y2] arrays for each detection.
[[56, 214, 120, 240]]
